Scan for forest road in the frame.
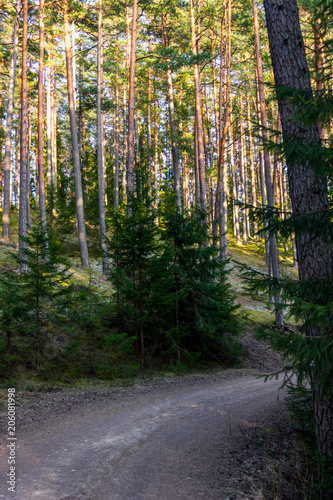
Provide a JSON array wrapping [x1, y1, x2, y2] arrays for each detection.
[[0, 373, 286, 500]]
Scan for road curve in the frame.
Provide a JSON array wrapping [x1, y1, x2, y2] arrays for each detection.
[[1, 374, 285, 500]]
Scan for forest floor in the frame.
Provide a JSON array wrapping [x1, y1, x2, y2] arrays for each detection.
[[0, 338, 307, 500], [0, 366, 305, 500]]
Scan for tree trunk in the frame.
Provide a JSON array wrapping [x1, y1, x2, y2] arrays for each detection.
[[63, 0, 90, 268], [313, 19, 325, 141], [46, 59, 52, 193], [127, 0, 138, 198], [246, 87, 258, 238], [37, 0, 49, 244], [190, 0, 206, 210], [214, 0, 231, 259], [2, 0, 20, 241], [147, 47, 152, 186], [161, 13, 181, 211], [113, 82, 120, 209], [153, 72, 159, 210], [252, 0, 284, 329], [51, 70, 58, 196], [230, 116, 241, 245], [18, 0, 29, 268], [264, 0, 333, 458], [239, 89, 249, 245], [97, 0, 109, 275], [27, 65, 32, 227]]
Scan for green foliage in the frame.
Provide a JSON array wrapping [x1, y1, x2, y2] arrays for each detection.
[[0, 270, 30, 372], [159, 199, 241, 362], [109, 178, 241, 367], [16, 217, 73, 369], [108, 168, 161, 365]]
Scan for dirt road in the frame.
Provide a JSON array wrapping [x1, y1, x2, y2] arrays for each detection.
[[0, 373, 286, 500]]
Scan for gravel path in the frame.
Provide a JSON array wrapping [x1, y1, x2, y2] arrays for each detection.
[[0, 371, 286, 500]]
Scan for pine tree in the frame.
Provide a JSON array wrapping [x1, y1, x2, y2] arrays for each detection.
[[260, 0, 333, 458]]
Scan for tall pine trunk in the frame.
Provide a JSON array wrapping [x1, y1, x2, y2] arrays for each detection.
[[127, 0, 138, 198], [37, 0, 49, 244], [190, 0, 206, 210], [113, 82, 120, 209], [2, 0, 21, 241], [264, 0, 333, 458], [161, 13, 181, 211], [97, 0, 109, 275], [252, 0, 284, 328], [63, 0, 90, 268], [18, 0, 29, 267]]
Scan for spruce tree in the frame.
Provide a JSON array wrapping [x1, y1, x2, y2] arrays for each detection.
[[17, 216, 72, 370]]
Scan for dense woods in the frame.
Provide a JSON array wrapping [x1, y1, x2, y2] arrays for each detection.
[[0, 0, 332, 468]]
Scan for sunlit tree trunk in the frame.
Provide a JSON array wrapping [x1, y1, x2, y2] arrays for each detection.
[[2, 0, 20, 241], [51, 71, 57, 195], [113, 82, 120, 209], [161, 13, 181, 210], [37, 0, 49, 244], [147, 43, 152, 185], [63, 0, 90, 268], [246, 87, 258, 238], [27, 62, 32, 227], [46, 59, 52, 192], [211, 39, 219, 163], [253, 0, 284, 328], [97, 0, 109, 275], [18, 0, 29, 268], [153, 72, 159, 209], [190, 0, 206, 210], [215, 0, 231, 259], [127, 0, 138, 198], [230, 114, 241, 245], [239, 89, 248, 245]]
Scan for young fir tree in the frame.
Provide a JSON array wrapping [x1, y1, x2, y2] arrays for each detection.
[[17, 216, 72, 370], [0, 270, 29, 373], [109, 167, 160, 367], [158, 197, 241, 364], [67, 273, 108, 376]]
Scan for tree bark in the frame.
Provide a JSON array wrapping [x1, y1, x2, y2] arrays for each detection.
[[37, 0, 49, 244], [27, 67, 32, 227], [264, 0, 333, 457], [214, 0, 231, 260], [153, 72, 159, 210], [46, 59, 52, 192], [113, 82, 120, 209], [246, 87, 258, 238], [161, 13, 181, 211], [97, 0, 109, 275], [147, 45, 152, 185], [18, 0, 29, 267], [63, 0, 90, 268], [239, 89, 249, 245], [313, 19, 325, 141], [190, 0, 206, 210], [2, 0, 21, 241], [230, 115, 241, 245], [127, 0, 138, 198], [51, 70, 58, 194], [252, 0, 284, 328]]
